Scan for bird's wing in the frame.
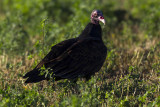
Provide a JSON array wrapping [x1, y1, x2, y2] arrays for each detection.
[[35, 38, 77, 69], [46, 38, 107, 79]]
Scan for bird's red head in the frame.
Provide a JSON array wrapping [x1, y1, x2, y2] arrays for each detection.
[[91, 10, 105, 25]]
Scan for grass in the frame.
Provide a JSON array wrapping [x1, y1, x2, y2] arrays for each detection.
[[0, 0, 160, 106], [0, 30, 159, 106]]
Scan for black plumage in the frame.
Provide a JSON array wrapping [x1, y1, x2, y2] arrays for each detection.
[[23, 10, 107, 83]]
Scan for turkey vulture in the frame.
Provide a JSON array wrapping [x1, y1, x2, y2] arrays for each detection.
[[23, 10, 107, 83]]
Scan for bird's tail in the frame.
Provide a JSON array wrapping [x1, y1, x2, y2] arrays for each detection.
[[23, 69, 47, 83]]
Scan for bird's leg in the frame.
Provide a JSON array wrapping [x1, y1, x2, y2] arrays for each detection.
[[69, 79, 81, 94], [85, 75, 92, 81]]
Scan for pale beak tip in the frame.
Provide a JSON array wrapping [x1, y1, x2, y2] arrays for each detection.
[[102, 19, 105, 25], [99, 18, 105, 25]]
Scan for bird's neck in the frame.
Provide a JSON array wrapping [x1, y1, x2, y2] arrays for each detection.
[[91, 18, 99, 25], [79, 23, 102, 40]]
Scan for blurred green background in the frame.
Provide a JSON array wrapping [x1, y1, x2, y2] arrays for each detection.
[[0, 0, 160, 106], [0, 0, 159, 55]]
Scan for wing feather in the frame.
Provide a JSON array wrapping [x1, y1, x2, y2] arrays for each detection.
[[35, 38, 77, 69], [46, 38, 107, 79]]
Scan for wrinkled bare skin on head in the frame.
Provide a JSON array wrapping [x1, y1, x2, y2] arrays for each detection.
[[91, 10, 105, 25]]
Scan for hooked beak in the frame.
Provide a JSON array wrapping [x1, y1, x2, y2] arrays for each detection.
[[98, 16, 105, 25]]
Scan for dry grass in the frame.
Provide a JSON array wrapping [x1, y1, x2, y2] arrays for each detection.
[[0, 32, 159, 106]]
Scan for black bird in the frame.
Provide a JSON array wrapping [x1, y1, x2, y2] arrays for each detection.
[[23, 10, 107, 83]]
